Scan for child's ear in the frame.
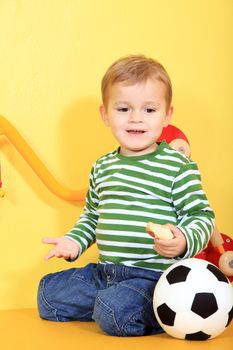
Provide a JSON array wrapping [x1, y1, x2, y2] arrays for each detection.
[[100, 105, 110, 126], [164, 106, 173, 127]]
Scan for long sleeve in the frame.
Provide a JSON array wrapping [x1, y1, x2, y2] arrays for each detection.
[[65, 164, 99, 256], [171, 161, 215, 258]]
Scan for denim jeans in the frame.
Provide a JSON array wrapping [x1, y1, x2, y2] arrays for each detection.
[[37, 263, 163, 336]]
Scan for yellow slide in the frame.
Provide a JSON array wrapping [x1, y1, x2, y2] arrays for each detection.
[[0, 115, 86, 201]]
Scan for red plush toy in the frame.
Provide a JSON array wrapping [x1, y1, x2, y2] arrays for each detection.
[[158, 125, 233, 281]]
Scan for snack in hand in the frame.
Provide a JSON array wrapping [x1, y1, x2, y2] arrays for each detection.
[[146, 222, 173, 240]]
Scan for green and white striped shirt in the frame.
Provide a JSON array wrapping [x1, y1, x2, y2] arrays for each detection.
[[66, 141, 215, 272]]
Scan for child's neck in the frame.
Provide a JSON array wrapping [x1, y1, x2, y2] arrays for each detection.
[[119, 143, 158, 157]]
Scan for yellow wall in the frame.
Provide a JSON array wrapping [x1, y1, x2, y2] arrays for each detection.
[[0, 0, 232, 309]]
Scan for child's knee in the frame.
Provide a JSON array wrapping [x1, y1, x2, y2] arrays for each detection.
[[37, 268, 97, 322], [92, 290, 146, 336], [37, 275, 59, 321], [92, 286, 160, 336]]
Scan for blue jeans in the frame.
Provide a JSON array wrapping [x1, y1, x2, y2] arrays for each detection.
[[37, 263, 163, 336]]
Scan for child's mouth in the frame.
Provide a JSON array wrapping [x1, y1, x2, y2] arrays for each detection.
[[126, 130, 146, 134]]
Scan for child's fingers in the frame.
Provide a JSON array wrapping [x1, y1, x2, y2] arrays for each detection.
[[44, 247, 72, 260], [44, 249, 56, 261], [42, 237, 59, 245]]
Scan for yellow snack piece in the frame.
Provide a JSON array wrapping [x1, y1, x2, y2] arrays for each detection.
[[146, 222, 173, 240]]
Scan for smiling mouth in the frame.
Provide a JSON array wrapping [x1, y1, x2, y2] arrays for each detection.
[[126, 130, 146, 134]]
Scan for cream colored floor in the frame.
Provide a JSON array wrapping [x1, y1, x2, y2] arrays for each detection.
[[0, 309, 232, 350]]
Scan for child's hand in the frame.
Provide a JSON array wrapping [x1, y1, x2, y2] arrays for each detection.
[[152, 224, 186, 258], [42, 236, 80, 261]]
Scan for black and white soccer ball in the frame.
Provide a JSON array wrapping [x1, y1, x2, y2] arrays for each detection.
[[153, 258, 233, 340]]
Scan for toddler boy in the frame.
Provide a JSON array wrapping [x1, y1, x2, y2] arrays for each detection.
[[37, 55, 214, 336]]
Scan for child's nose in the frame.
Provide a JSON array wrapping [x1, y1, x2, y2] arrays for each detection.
[[129, 111, 143, 122]]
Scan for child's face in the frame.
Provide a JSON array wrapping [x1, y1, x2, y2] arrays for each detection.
[[100, 79, 173, 156]]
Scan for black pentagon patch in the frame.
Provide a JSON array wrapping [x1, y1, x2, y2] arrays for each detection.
[[157, 303, 176, 326], [226, 306, 233, 327], [191, 292, 218, 318], [166, 265, 191, 284], [207, 264, 229, 283], [185, 331, 211, 340]]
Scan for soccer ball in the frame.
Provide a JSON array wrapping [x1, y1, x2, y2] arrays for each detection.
[[153, 258, 233, 340]]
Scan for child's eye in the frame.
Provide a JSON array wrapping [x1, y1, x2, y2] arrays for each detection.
[[117, 108, 129, 112], [145, 108, 156, 113]]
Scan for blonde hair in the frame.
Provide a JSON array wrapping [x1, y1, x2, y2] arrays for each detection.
[[101, 55, 172, 110]]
